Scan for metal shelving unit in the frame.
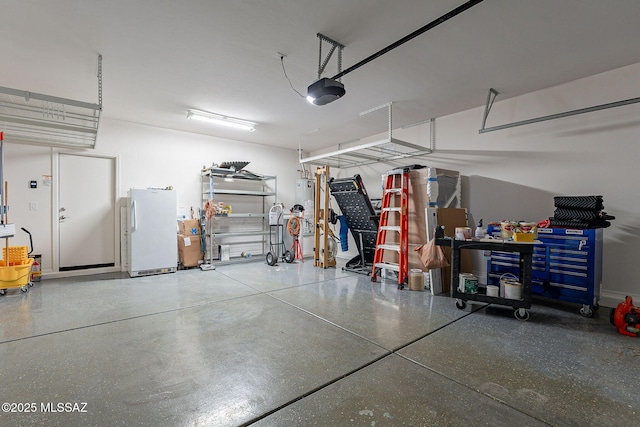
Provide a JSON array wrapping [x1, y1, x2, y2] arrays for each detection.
[[201, 168, 276, 264], [215, 189, 275, 196]]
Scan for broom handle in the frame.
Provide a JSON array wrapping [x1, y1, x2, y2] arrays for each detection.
[[1, 132, 7, 262], [4, 181, 8, 264]]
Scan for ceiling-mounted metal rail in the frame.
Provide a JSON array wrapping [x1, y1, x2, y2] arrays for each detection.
[[479, 87, 640, 134], [331, 0, 484, 81]]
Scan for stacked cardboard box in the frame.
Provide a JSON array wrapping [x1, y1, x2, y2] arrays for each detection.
[[177, 219, 203, 267], [178, 219, 200, 237], [434, 207, 472, 293]]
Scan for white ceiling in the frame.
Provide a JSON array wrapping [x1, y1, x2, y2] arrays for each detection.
[[2, 0, 640, 152]]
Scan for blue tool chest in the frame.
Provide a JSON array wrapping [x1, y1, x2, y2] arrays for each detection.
[[486, 226, 603, 317]]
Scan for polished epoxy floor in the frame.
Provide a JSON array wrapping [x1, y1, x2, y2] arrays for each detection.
[[0, 260, 638, 426]]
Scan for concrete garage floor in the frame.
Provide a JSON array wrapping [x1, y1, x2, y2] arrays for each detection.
[[0, 260, 638, 426]]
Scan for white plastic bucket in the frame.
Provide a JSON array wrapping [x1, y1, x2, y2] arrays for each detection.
[[486, 285, 499, 297], [504, 281, 523, 300], [499, 273, 518, 297]]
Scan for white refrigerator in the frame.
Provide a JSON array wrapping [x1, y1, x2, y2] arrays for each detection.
[[127, 188, 177, 277]]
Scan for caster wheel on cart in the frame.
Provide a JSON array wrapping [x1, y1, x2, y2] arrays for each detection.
[[21, 287, 28, 293], [284, 250, 294, 264], [514, 308, 530, 321], [266, 252, 277, 266], [580, 305, 595, 318], [593, 303, 600, 311], [455, 299, 466, 310], [0, 289, 6, 296]]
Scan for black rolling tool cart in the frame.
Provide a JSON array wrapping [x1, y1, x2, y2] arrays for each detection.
[[437, 237, 535, 321]]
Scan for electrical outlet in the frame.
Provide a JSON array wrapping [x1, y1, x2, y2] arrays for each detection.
[[29, 202, 38, 211]]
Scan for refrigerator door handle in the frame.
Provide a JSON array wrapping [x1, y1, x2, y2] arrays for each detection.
[[131, 200, 137, 232]]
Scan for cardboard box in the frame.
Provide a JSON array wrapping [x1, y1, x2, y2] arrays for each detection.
[[178, 219, 200, 236], [177, 234, 203, 267], [436, 207, 473, 293], [408, 169, 429, 271]]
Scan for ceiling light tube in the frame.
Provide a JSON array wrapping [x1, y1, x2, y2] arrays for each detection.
[[187, 110, 256, 132]]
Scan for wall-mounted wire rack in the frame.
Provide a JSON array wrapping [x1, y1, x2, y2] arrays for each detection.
[[0, 55, 102, 149]]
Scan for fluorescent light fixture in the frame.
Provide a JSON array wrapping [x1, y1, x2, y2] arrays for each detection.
[[187, 110, 256, 132]]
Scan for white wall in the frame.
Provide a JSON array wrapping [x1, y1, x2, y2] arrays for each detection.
[[335, 62, 640, 306], [6, 61, 640, 306], [4, 118, 300, 274], [2, 143, 52, 266]]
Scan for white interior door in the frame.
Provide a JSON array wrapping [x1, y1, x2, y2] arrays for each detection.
[[59, 154, 115, 270]]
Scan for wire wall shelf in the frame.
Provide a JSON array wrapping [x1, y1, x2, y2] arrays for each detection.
[[0, 55, 102, 149], [0, 86, 101, 149]]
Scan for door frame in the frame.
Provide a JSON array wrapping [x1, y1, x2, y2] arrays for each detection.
[[50, 150, 121, 278]]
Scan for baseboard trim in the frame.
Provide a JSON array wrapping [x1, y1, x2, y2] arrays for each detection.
[[42, 266, 123, 280], [600, 290, 640, 309]]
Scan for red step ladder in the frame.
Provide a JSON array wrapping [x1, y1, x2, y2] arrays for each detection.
[[371, 168, 409, 289]]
